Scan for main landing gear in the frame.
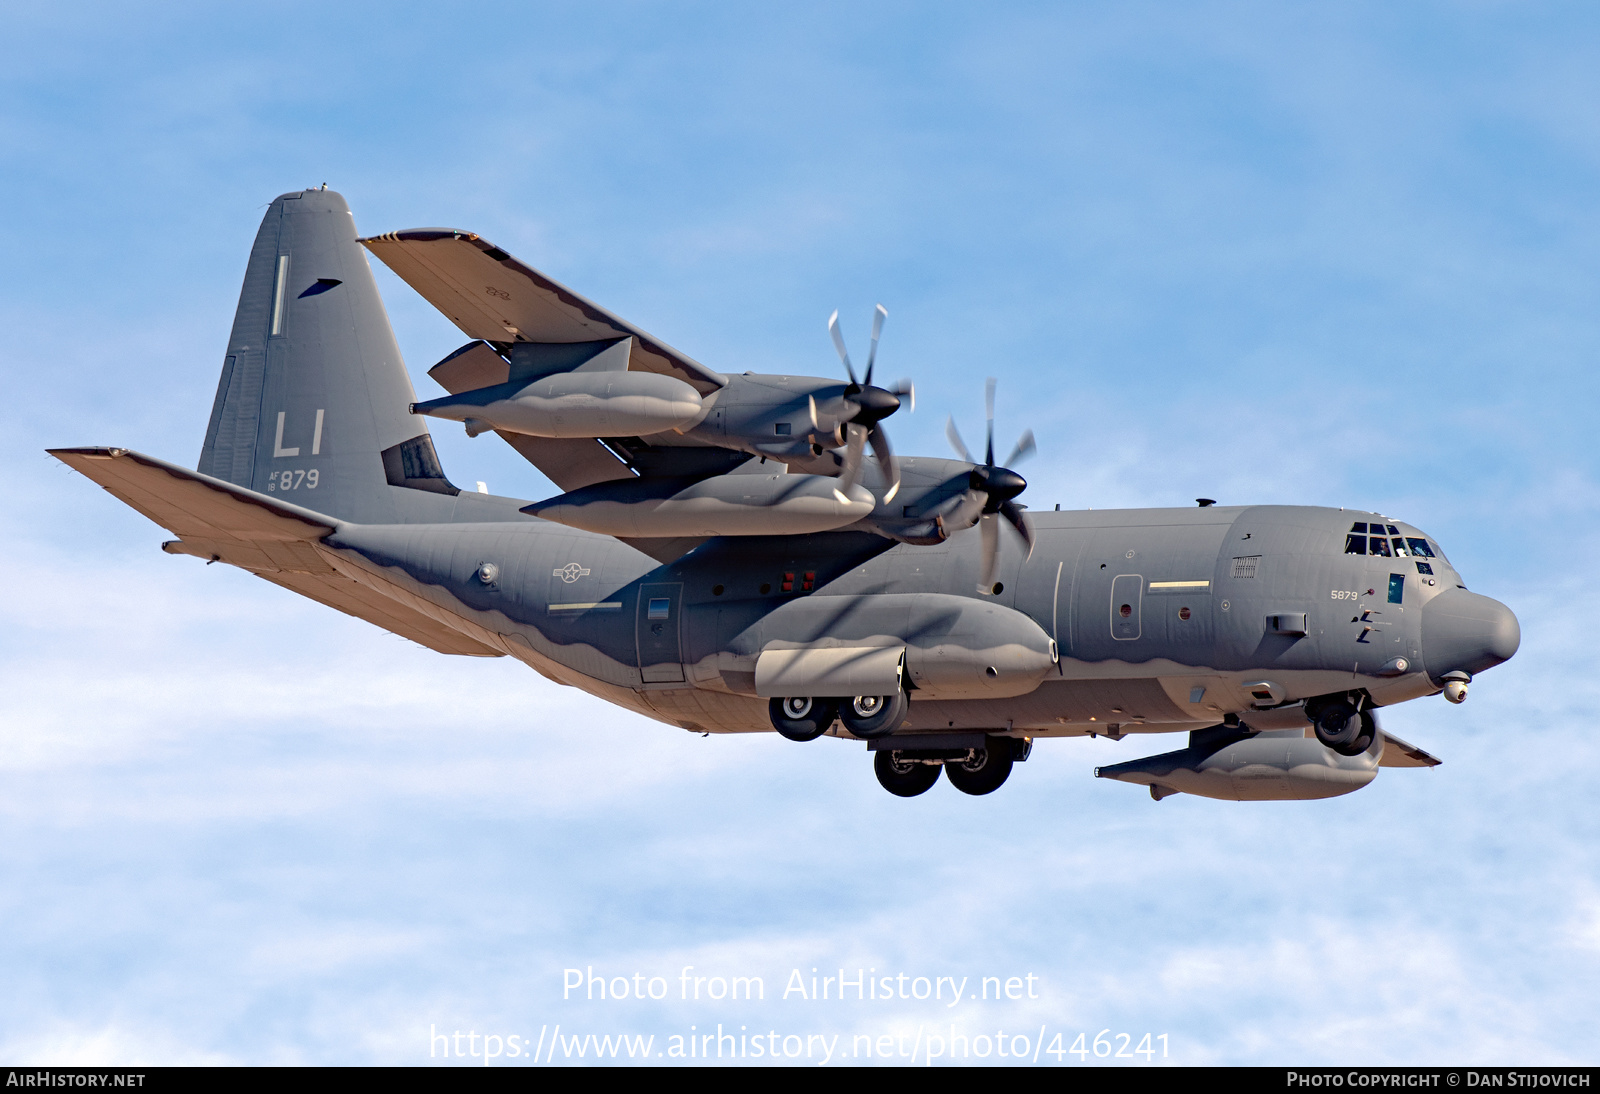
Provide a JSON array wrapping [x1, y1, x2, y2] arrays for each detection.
[[767, 691, 909, 741], [768, 695, 1028, 797], [872, 736, 1031, 798]]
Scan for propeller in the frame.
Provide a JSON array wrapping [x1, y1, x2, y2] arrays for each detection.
[[946, 378, 1036, 592], [825, 305, 913, 503]]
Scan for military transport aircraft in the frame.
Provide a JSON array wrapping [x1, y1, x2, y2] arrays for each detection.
[[51, 189, 1521, 800]]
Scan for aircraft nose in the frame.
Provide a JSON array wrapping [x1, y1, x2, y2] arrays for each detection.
[[1421, 588, 1521, 681]]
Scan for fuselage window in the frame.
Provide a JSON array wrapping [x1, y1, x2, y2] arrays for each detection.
[[1406, 537, 1435, 558], [1369, 537, 1392, 557], [1391, 537, 1409, 556], [1344, 534, 1366, 555], [1416, 561, 1434, 575], [1388, 573, 1405, 604], [1350, 522, 1368, 534]]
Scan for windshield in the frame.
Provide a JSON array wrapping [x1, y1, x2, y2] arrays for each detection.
[[1342, 519, 1448, 565]]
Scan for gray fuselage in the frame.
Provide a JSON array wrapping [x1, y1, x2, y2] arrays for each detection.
[[329, 501, 1516, 740]]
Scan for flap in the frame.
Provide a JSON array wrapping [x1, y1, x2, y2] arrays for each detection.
[[361, 230, 725, 394]]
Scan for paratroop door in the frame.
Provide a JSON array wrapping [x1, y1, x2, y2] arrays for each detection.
[[636, 583, 685, 683]]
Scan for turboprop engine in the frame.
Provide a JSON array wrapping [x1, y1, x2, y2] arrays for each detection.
[[1094, 725, 1382, 802]]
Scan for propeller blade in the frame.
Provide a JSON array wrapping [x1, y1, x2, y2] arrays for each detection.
[[978, 513, 1000, 591], [808, 393, 819, 431], [828, 310, 858, 385], [999, 499, 1035, 560], [1005, 428, 1036, 468], [836, 422, 868, 496], [867, 425, 899, 503], [984, 376, 996, 467], [864, 303, 887, 385], [892, 379, 914, 412], [946, 416, 974, 463]]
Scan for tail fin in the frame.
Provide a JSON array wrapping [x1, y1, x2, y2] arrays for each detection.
[[199, 188, 457, 523]]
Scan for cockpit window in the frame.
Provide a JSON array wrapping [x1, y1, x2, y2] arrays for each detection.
[[1344, 521, 1446, 562]]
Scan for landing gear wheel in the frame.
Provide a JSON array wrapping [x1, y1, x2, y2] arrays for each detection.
[[944, 740, 1014, 795], [874, 750, 941, 797], [839, 691, 909, 739], [768, 696, 837, 742], [1347, 709, 1379, 756], [1312, 702, 1362, 754]]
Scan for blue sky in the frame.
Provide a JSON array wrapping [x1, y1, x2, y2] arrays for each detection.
[[3, 1, 1598, 1066]]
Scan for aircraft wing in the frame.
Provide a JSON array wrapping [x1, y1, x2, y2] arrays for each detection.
[[360, 229, 725, 395], [49, 447, 504, 657]]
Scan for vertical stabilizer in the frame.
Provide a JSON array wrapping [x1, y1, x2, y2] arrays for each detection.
[[199, 189, 455, 523]]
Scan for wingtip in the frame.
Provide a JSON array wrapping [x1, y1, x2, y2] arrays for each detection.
[[48, 446, 127, 461]]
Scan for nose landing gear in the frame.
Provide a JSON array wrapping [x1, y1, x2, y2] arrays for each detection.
[[1306, 695, 1379, 757]]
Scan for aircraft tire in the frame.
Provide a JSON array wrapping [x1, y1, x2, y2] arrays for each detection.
[[1312, 701, 1363, 753], [874, 750, 941, 797], [944, 741, 1014, 795], [1332, 709, 1379, 757], [839, 691, 909, 739], [769, 696, 837, 742]]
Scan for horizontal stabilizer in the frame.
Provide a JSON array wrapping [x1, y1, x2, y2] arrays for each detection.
[[52, 447, 335, 545], [361, 229, 725, 393], [51, 447, 501, 657]]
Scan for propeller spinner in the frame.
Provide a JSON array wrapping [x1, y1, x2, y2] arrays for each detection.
[[823, 305, 914, 504], [947, 378, 1036, 593]]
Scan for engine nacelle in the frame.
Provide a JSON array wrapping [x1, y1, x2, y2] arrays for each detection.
[[1094, 727, 1381, 801], [524, 473, 875, 537], [413, 368, 704, 439]]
